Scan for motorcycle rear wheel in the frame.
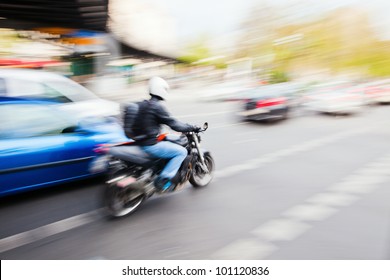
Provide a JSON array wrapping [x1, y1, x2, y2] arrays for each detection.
[[104, 185, 144, 217], [190, 153, 214, 188]]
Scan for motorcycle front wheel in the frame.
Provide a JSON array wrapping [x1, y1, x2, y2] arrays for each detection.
[[190, 153, 214, 188], [104, 185, 144, 217]]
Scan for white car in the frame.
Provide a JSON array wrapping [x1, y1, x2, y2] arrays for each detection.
[[361, 79, 390, 104], [303, 82, 367, 114], [0, 69, 120, 120]]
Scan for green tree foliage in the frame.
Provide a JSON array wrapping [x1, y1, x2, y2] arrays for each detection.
[[177, 36, 211, 64], [238, 4, 390, 78], [269, 69, 289, 83]]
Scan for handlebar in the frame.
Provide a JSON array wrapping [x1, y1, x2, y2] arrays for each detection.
[[193, 122, 208, 133]]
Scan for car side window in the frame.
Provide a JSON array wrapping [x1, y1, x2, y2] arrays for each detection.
[[6, 78, 45, 96], [5, 78, 72, 103], [0, 104, 75, 139]]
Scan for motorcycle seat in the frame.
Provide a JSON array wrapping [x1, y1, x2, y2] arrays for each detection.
[[109, 145, 155, 166]]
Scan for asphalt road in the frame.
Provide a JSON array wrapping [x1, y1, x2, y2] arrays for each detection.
[[1, 93, 390, 260]]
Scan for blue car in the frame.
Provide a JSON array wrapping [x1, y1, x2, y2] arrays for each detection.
[[0, 97, 128, 197]]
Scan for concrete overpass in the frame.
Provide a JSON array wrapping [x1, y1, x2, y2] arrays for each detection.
[[0, 0, 175, 61], [0, 0, 108, 31]]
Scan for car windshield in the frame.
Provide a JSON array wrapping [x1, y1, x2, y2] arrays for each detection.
[[4, 76, 99, 103], [44, 80, 98, 102]]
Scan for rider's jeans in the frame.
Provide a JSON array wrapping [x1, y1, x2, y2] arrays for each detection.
[[142, 142, 187, 180]]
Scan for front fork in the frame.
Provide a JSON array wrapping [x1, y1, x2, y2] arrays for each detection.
[[192, 133, 209, 173]]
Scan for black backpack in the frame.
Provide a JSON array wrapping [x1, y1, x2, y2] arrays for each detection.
[[122, 100, 148, 140]]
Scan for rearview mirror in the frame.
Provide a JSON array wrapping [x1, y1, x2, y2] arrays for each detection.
[[203, 122, 208, 130]]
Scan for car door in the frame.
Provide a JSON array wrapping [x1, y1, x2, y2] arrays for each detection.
[[0, 102, 97, 196], [0, 77, 6, 94]]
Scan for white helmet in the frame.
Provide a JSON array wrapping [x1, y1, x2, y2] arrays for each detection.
[[149, 76, 169, 100]]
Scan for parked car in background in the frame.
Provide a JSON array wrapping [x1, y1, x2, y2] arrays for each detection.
[[302, 81, 367, 115], [0, 97, 128, 197], [0, 69, 120, 120], [360, 79, 390, 105], [238, 83, 301, 121]]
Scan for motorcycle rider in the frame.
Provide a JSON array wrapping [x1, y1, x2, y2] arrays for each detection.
[[125, 76, 200, 192]]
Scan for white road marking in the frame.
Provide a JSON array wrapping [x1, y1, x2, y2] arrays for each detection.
[[249, 156, 278, 165], [329, 182, 381, 194], [215, 125, 377, 180], [306, 192, 359, 207], [212, 122, 250, 129], [345, 173, 390, 185], [251, 219, 312, 241], [0, 210, 100, 254], [360, 166, 390, 175], [234, 138, 258, 144], [211, 238, 277, 260], [211, 152, 390, 259], [227, 164, 256, 173], [282, 204, 338, 221]]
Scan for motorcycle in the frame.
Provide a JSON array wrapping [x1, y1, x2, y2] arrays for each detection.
[[95, 122, 214, 217]]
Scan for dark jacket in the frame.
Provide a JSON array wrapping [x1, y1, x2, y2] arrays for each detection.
[[124, 96, 195, 146]]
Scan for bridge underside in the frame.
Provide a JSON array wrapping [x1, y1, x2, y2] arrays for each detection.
[[0, 0, 108, 31], [0, 1, 175, 60]]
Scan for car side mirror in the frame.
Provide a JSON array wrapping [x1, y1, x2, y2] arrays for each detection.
[[62, 124, 92, 135], [62, 125, 82, 134]]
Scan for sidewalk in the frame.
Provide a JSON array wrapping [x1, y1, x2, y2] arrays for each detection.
[[86, 77, 207, 103]]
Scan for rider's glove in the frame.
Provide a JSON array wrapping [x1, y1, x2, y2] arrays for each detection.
[[192, 125, 201, 132]]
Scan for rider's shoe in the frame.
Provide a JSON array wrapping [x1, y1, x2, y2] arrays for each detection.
[[154, 177, 172, 193]]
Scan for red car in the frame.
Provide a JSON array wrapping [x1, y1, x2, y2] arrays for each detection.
[[238, 84, 299, 121]]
